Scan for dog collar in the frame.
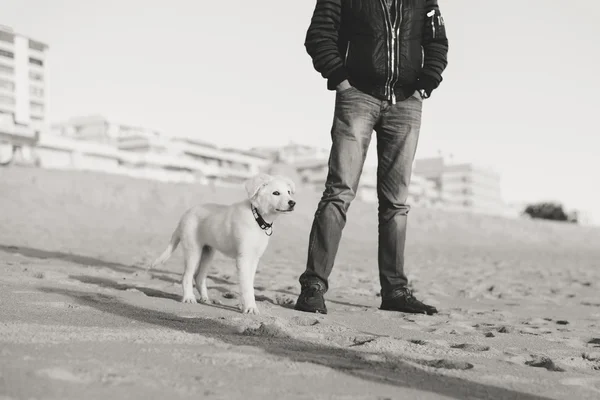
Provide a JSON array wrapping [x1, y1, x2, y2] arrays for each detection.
[[251, 204, 273, 236]]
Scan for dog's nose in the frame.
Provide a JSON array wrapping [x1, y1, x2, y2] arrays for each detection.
[[288, 200, 296, 208]]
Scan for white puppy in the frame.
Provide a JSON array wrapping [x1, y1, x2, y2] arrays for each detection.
[[149, 173, 296, 314]]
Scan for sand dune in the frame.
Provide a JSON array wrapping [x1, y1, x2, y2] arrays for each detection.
[[1, 166, 599, 399]]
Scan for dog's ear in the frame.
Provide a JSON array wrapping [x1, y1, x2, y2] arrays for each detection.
[[244, 173, 273, 199]]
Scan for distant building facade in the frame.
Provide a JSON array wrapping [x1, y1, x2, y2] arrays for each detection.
[[49, 115, 270, 184], [250, 142, 330, 164], [413, 156, 506, 216], [0, 24, 48, 162]]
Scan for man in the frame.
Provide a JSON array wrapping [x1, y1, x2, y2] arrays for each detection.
[[295, 0, 449, 315]]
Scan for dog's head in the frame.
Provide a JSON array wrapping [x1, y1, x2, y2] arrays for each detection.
[[244, 173, 296, 216]]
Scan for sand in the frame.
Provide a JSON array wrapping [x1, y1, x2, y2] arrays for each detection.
[[0, 166, 599, 400]]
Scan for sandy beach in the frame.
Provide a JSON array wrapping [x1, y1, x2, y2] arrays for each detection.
[[1, 166, 599, 400]]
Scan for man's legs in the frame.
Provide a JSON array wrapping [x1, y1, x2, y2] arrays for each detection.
[[375, 93, 437, 314], [296, 88, 380, 311]]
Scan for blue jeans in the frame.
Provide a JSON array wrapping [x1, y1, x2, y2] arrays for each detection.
[[299, 87, 423, 298]]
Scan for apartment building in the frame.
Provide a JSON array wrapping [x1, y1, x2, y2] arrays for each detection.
[[50, 115, 270, 184], [51, 115, 167, 150], [0, 24, 48, 143], [169, 137, 271, 183], [250, 142, 330, 164], [413, 156, 506, 216]]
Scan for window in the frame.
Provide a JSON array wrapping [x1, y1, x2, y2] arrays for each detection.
[[30, 86, 43, 96], [0, 64, 14, 73], [29, 40, 45, 51], [0, 79, 14, 90], [0, 94, 15, 105], [0, 31, 14, 44], [29, 57, 43, 66], [29, 71, 43, 81], [0, 49, 14, 59], [30, 101, 44, 115]]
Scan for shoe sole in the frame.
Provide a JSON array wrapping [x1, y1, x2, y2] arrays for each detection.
[[294, 304, 327, 314], [379, 305, 437, 315]]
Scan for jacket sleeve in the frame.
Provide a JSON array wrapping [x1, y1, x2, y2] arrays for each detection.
[[419, 0, 449, 98], [304, 0, 349, 91]]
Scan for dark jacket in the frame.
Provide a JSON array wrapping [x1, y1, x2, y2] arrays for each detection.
[[305, 0, 449, 103]]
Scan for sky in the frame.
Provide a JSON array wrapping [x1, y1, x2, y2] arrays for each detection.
[[3, 0, 600, 224]]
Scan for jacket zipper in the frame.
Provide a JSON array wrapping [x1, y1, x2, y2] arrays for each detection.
[[427, 9, 436, 39], [378, 0, 401, 104], [389, 1, 402, 104], [378, 0, 393, 103]]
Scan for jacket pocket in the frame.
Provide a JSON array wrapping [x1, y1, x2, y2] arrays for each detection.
[[426, 9, 446, 40]]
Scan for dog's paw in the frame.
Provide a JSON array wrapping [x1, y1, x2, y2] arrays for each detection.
[[199, 295, 210, 304], [242, 305, 260, 315], [181, 296, 198, 304]]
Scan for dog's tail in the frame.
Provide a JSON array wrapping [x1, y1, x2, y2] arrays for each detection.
[[148, 229, 180, 271]]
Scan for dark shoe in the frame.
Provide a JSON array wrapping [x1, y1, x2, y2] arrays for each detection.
[[380, 288, 438, 315], [294, 283, 327, 314]]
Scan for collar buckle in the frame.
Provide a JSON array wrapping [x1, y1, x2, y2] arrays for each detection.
[[251, 205, 273, 236]]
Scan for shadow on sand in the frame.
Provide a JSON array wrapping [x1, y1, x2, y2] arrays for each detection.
[[1, 244, 366, 309], [39, 286, 554, 400]]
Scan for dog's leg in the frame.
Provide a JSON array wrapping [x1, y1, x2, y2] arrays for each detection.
[[194, 245, 215, 304], [236, 256, 259, 314], [181, 243, 202, 304]]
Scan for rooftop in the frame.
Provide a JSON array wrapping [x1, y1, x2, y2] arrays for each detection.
[[0, 24, 49, 50]]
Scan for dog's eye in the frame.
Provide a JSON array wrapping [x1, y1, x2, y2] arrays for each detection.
[[288, 190, 291, 195], [272, 191, 280, 196]]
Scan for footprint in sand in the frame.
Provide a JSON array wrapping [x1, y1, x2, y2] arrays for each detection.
[[420, 359, 474, 370], [290, 316, 320, 327], [519, 327, 543, 336], [274, 294, 295, 307], [450, 343, 490, 352], [496, 326, 513, 334], [582, 352, 600, 362], [242, 322, 290, 339], [525, 355, 565, 372], [522, 317, 550, 326], [350, 337, 378, 347], [582, 352, 600, 371], [588, 338, 600, 347], [582, 301, 600, 307]]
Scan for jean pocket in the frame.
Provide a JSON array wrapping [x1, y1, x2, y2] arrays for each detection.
[[337, 86, 357, 95]]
